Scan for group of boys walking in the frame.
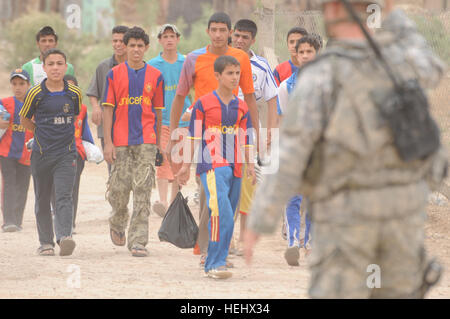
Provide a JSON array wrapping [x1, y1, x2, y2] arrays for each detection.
[[0, 11, 321, 279]]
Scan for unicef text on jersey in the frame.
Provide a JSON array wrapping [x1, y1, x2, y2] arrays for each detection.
[[170, 125, 280, 175]]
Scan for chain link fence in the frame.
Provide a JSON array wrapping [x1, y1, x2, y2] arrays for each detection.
[[268, 8, 449, 201]]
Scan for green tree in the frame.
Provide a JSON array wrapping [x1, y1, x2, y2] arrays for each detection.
[[2, 11, 92, 72]]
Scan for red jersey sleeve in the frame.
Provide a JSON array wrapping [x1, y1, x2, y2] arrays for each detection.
[[188, 100, 204, 140], [239, 103, 253, 147], [273, 65, 282, 87], [153, 73, 165, 110]]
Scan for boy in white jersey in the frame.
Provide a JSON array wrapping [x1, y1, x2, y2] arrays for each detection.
[[231, 19, 280, 255]]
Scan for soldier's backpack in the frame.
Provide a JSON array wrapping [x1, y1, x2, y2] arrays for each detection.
[[342, 0, 441, 162]]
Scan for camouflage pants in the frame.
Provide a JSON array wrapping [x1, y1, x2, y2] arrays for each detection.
[[308, 211, 427, 299], [106, 144, 157, 250]]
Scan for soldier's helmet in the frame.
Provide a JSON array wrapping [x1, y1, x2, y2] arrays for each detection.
[[315, 0, 385, 7]]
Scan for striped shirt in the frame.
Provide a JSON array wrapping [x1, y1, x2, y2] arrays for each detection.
[[0, 97, 34, 165], [238, 50, 278, 103], [188, 91, 253, 178], [273, 60, 298, 87], [102, 62, 165, 147], [19, 80, 81, 155]]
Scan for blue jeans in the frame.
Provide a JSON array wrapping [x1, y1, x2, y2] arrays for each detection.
[[201, 167, 241, 272], [285, 195, 311, 248]]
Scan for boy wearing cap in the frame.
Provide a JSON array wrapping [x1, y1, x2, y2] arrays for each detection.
[[148, 24, 191, 217], [0, 69, 34, 232]]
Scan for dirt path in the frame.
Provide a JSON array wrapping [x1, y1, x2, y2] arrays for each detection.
[[0, 156, 448, 299]]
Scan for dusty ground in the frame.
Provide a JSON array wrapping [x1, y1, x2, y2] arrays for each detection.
[[0, 52, 449, 300], [0, 156, 447, 299], [0, 155, 448, 299]]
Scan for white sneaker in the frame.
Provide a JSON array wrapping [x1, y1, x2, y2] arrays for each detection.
[[205, 266, 232, 279]]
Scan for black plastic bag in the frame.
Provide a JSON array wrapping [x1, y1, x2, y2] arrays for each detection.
[[158, 192, 199, 249]]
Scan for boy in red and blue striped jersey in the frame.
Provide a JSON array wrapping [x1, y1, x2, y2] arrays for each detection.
[[177, 56, 256, 279], [102, 27, 164, 258], [0, 69, 33, 232], [273, 27, 308, 86]]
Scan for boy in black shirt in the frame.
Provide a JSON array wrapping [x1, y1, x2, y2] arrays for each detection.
[[20, 49, 81, 257]]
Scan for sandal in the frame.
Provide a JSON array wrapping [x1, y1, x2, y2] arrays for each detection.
[[110, 228, 126, 246], [199, 254, 206, 267], [37, 245, 55, 256], [131, 244, 148, 257]]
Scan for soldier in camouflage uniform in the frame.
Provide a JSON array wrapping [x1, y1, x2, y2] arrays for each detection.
[[102, 27, 164, 257], [245, 0, 448, 298]]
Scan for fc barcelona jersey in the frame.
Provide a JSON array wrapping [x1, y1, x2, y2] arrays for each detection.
[[0, 97, 34, 165], [103, 62, 165, 146], [273, 60, 298, 87], [188, 91, 253, 178]]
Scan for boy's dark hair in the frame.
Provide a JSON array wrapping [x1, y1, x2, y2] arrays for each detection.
[[311, 33, 324, 50], [214, 55, 240, 74], [286, 27, 308, 41], [295, 35, 321, 53], [208, 12, 232, 30], [234, 19, 258, 39], [36, 26, 58, 42], [64, 74, 78, 86], [42, 48, 67, 64], [123, 26, 150, 46], [112, 25, 130, 35]]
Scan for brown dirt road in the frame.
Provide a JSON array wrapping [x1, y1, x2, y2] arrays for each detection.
[[0, 159, 448, 299]]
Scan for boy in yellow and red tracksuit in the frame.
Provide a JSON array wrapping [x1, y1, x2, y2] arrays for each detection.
[[177, 56, 256, 279]]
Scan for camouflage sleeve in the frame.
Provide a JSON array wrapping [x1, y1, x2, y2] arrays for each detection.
[[247, 61, 334, 234], [382, 9, 446, 89]]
